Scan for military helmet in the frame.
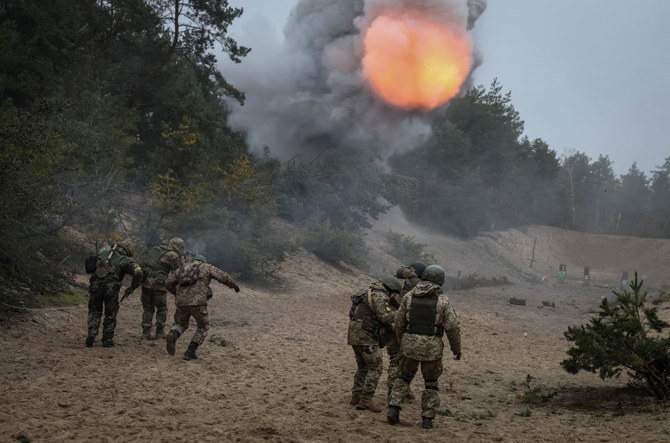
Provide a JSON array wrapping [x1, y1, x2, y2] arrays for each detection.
[[409, 261, 427, 278], [169, 237, 185, 253], [422, 265, 445, 286], [116, 239, 134, 257], [380, 276, 402, 293], [193, 254, 207, 263]]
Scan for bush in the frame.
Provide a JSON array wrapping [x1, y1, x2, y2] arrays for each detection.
[[302, 217, 368, 268], [383, 230, 434, 265], [561, 273, 670, 399]]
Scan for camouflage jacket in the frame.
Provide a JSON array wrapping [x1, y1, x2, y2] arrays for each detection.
[[89, 247, 143, 290], [141, 245, 183, 290], [166, 262, 238, 306], [347, 280, 396, 346], [394, 281, 461, 361]]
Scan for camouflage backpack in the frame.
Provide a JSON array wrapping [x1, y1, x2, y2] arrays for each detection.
[[93, 244, 122, 278], [176, 262, 201, 286]]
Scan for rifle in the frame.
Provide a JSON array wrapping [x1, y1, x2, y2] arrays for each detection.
[[119, 286, 135, 304]]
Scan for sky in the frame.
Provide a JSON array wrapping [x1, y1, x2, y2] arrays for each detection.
[[225, 0, 670, 176]]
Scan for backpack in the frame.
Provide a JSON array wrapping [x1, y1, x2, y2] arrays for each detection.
[[176, 262, 201, 286], [349, 288, 392, 349]]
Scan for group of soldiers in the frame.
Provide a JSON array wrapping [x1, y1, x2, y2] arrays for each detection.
[[348, 261, 462, 430], [85, 237, 459, 429], [85, 237, 240, 360]]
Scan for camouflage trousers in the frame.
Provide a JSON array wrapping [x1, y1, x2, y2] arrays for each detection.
[[351, 344, 383, 399], [386, 336, 401, 399], [87, 281, 121, 343], [140, 287, 167, 331], [388, 356, 443, 418], [169, 305, 210, 345]]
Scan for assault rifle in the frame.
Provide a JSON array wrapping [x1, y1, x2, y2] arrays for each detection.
[[119, 286, 135, 304]]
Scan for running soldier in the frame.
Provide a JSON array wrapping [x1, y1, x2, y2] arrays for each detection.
[[140, 237, 185, 340], [86, 241, 143, 348], [387, 265, 461, 429], [165, 255, 240, 360]]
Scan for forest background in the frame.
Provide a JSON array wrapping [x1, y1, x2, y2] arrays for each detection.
[[1, 0, 669, 301]]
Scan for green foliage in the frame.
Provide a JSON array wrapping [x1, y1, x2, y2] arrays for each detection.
[[37, 289, 89, 306], [302, 217, 369, 268], [383, 230, 434, 264], [562, 273, 670, 399], [518, 375, 548, 405], [390, 80, 562, 237]]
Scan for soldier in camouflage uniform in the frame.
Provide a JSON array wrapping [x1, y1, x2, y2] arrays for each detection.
[[387, 265, 461, 429], [86, 241, 143, 348], [347, 276, 402, 413], [165, 255, 240, 361], [386, 261, 427, 403], [140, 237, 185, 340]]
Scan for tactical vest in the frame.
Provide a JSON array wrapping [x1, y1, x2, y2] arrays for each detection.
[[407, 294, 444, 337]]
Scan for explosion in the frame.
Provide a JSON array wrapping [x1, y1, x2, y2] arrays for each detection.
[[362, 13, 473, 111]]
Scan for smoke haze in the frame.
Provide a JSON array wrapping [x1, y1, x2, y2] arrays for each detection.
[[224, 0, 487, 161]]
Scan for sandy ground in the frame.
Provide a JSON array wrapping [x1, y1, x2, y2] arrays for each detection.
[[2, 220, 670, 442]]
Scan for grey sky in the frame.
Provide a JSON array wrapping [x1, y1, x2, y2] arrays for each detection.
[[227, 0, 669, 176]]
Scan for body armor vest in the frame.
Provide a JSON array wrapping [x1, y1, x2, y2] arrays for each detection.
[[407, 294, 442, 336]]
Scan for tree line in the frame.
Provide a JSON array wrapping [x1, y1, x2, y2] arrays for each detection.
[[391, 80, 670, 239], [1, 1, 668, 295]]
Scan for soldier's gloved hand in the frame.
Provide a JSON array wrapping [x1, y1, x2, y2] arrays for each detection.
[[454, 352, 461, 361], [232, 283, 240, 293]]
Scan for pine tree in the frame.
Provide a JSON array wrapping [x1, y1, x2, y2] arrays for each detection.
[[562, 273, 670, 399]]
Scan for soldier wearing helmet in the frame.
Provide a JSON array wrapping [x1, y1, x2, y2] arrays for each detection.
[[385, 260, 427, 403], [347, 276, 402, 413], [387, 264, 461, 430], [86, 240, 143, 348], [139, 237, 186, 340], [165, 254, 240, 361]]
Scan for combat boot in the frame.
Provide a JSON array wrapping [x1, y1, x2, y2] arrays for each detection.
[[141, 328, 151, 340], [421, 417, 433, 429], [355, 398, 381, 413], [349, 395, 360, 406], [85, 335, 95, 347], [387, 406, 400, 425], [153, 327, 164, 340], [166, 330, 180, 355], [102, 340, 115, 348], [183, 341, 199, 360]]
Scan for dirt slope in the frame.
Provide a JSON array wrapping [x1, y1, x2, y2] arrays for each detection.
[[1, 217, 670, 442]]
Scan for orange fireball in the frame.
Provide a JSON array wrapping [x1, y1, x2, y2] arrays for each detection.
[[362, 14, 473, 110]]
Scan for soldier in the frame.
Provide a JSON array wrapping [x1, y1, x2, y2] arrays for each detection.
[[387, 265, 461, 429], [140, 237, 185, 340], [347, 276, 402, 413], [386, 261, 427, 402], [165, 255, 240, 360], [86, 241, 143, 348]]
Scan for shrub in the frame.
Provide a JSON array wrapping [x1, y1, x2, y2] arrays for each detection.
[[383, 230, 434, 265], [302, 217, 368, 268], [561, 273, 670, 400]]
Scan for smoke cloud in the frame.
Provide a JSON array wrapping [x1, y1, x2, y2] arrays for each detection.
[[225, 0, 487, 161]]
